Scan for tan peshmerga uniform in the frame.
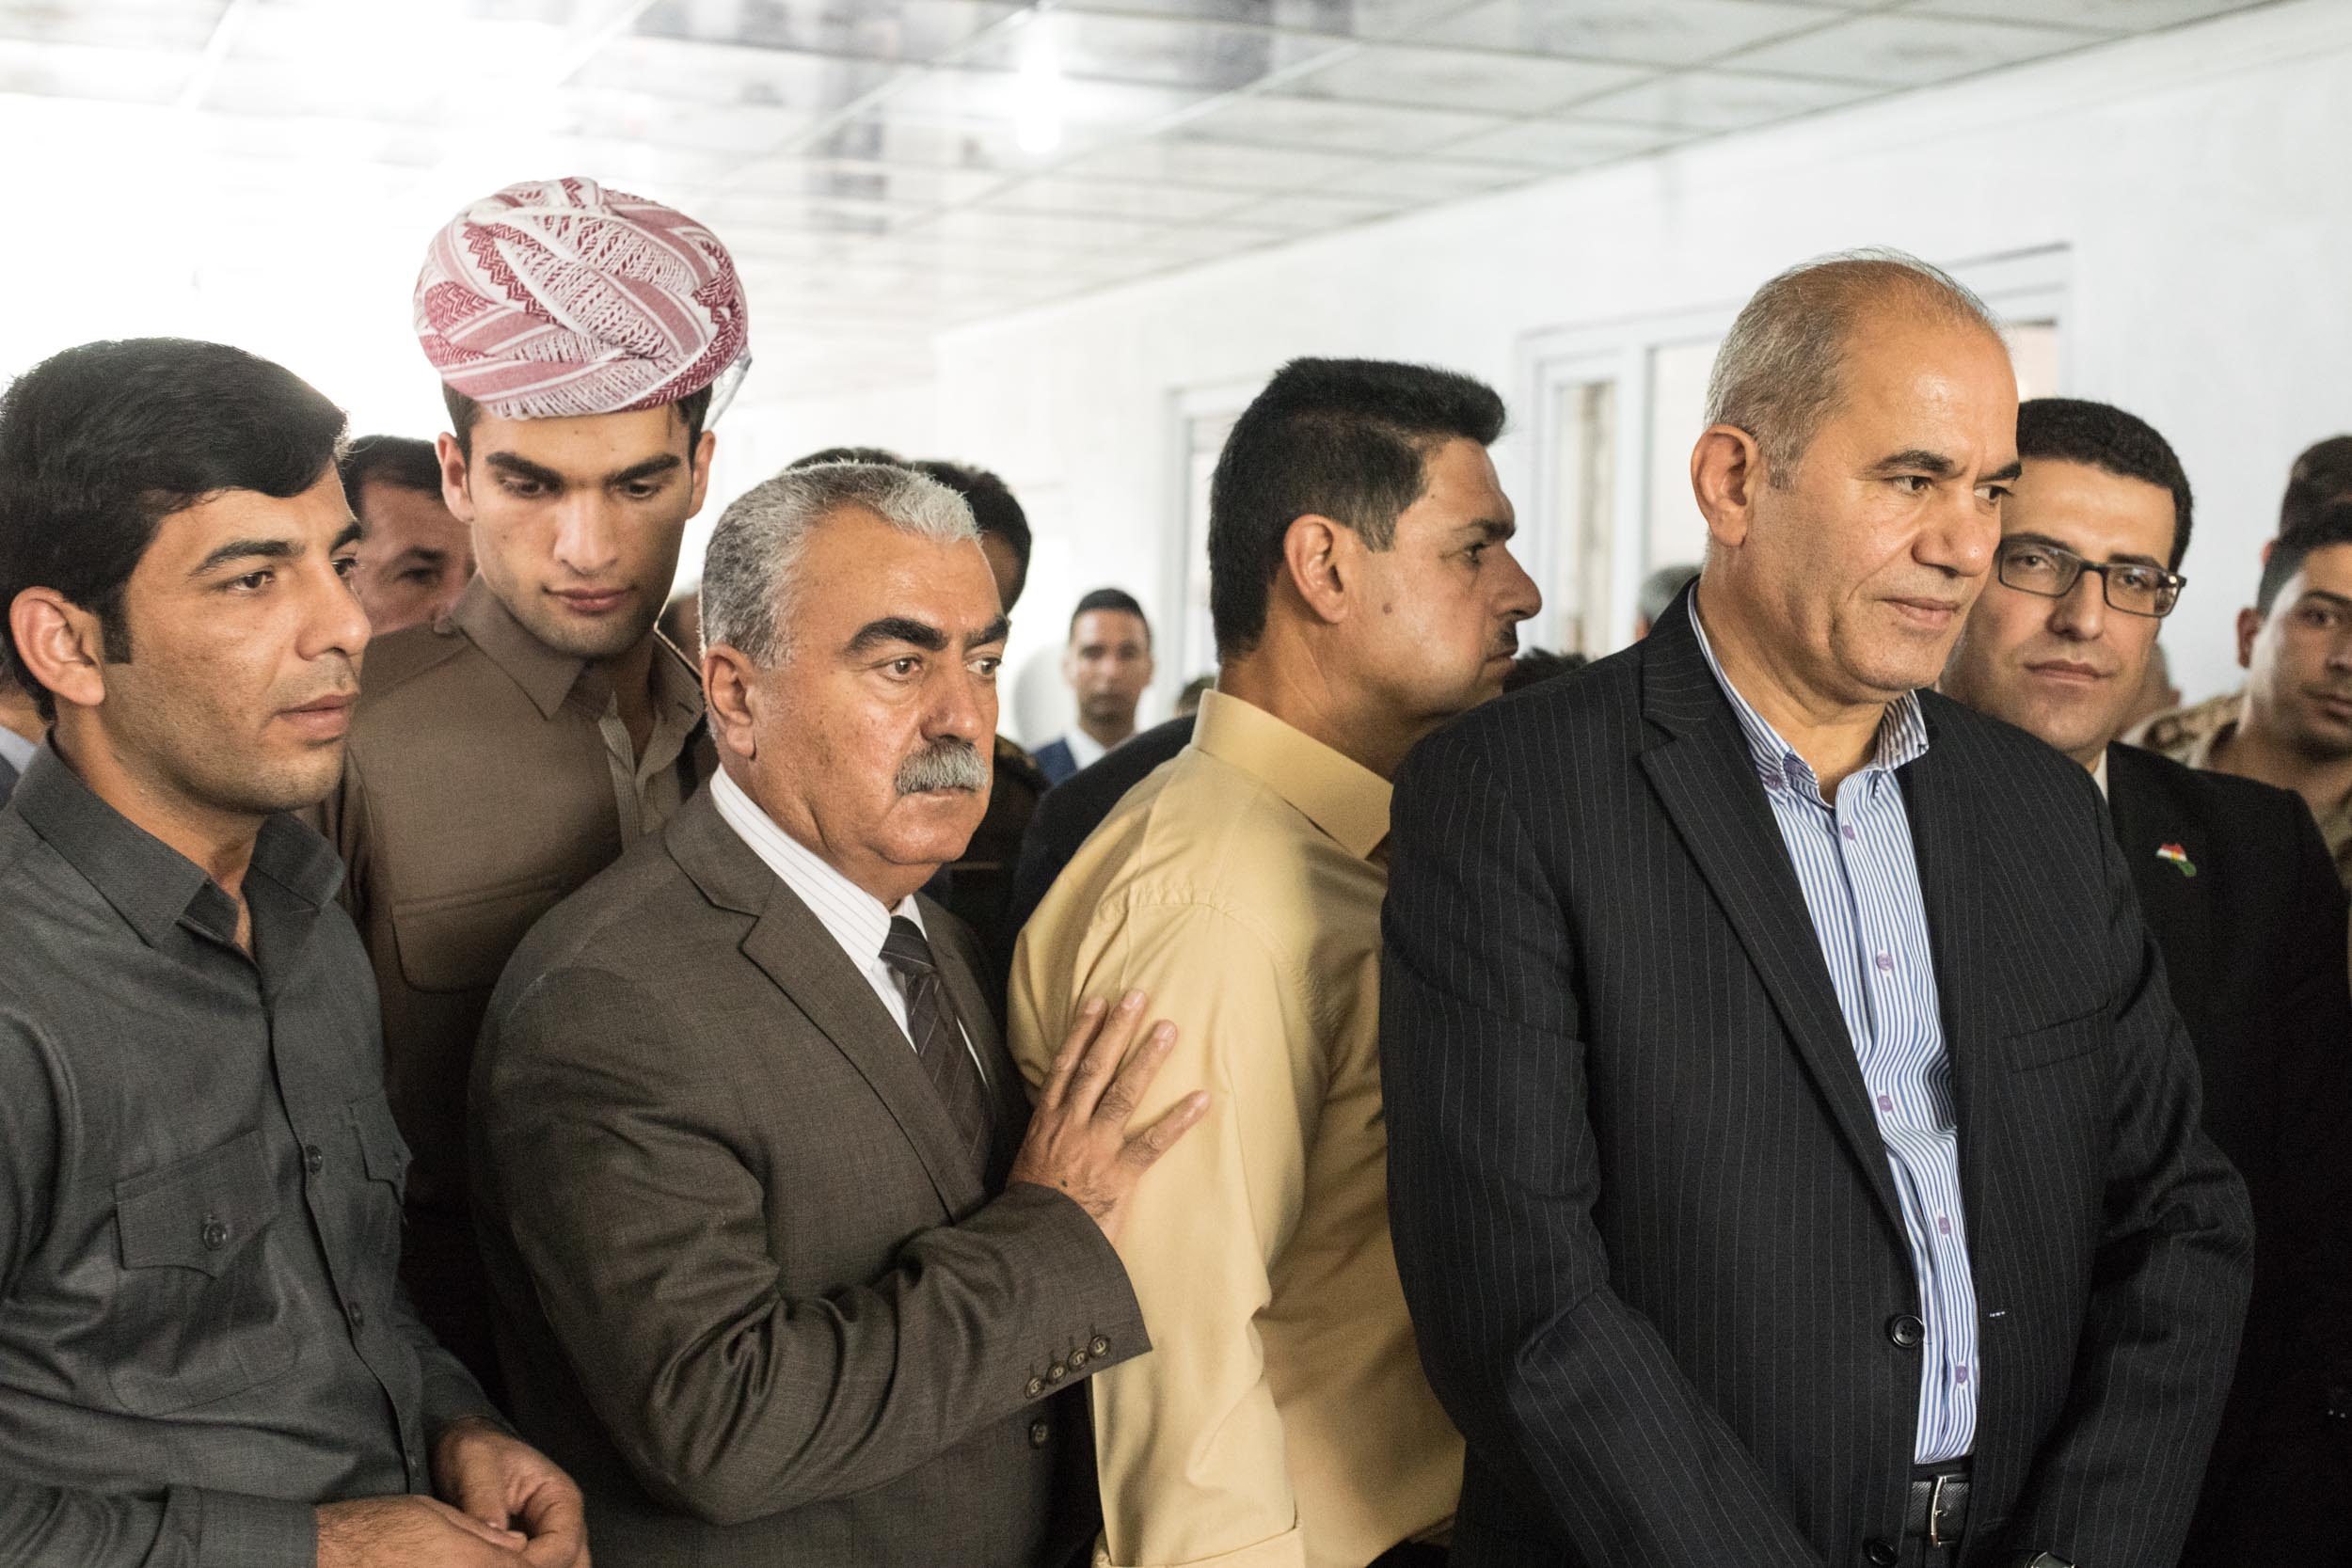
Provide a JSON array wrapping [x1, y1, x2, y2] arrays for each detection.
[[2134, 690, 2352, 888], [321, 575, 714, 1390]]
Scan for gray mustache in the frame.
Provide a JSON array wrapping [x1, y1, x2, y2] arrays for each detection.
[[896, 739, 988, 796]]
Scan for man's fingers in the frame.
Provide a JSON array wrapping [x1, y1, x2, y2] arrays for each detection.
[[1092, 1020, 1176, 1125], [1036, 995, 1107, 1112], [516, 1486, 590, 1568], [1120, 1089, 1210, 1167], [1061, 990, 1147, 1118], [418, 1497, 529, 1557]]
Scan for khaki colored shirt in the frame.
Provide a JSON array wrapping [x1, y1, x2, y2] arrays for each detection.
[[2133, 689, 2352, 887], [1009, 690, 1461, 1568], [321, 578, 711, 1284]]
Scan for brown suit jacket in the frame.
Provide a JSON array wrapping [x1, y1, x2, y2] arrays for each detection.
[[320, 577, 713, 1388], [469, 787, 1146, 1567]]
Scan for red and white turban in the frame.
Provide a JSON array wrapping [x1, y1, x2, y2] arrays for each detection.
[[414, 177, 751, 422]]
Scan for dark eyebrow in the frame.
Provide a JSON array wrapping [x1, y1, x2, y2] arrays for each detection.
[[1459, 517, 1515, 544], [1867, 450, 1960, 480], [391, 546, 450, 568], [332, 520, 363, 553], [2007, 530, 2163, 569], [610, 453, 684, 487], [190, 537, 299, 578], [847, 616, 949, 655], [485, 451, 565, 488], [2297, 589, 2352, 612], [966, 615, 1011, 650], [1983, 460, 2025, 484]]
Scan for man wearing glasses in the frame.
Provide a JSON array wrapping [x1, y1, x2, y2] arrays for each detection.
[[1942, 395, 2352, 1566]]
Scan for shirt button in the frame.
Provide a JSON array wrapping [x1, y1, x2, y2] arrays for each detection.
[[304, 1145, 326, 1176], [1865, 1540, 1899, 1568], [1089, 1337, 1110, 1357], [1841, 824, 1857, 842], [345, 1298, 367, 1331], [1029, 1418, 1052, 1449], [1886, 1313, 1926, 1350], [1025, 1376, 1045, 1399], [199, 1216, 230, 1251], [1873, 951, 1894, 974]]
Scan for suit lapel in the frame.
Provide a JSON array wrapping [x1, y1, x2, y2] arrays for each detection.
[[669, 794, 989, 1218], [922, 895, 1030, 1182], [1895, 725, 1994, 1221], [1637, 604, 1908, 1241]]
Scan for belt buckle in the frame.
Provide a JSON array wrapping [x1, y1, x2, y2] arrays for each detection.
[[1926, 1472, 1955, 1548]]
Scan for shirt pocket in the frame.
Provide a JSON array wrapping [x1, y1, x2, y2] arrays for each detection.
[[345, 1089, 412, 1267], [389, 873, 564, 994], [108, 1128, 300, 1415]]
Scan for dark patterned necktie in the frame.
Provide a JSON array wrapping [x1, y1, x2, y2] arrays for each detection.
[[880, 916, 996, 1180]]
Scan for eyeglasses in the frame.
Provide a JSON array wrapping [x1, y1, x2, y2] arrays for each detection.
[[1996, 539, 2185, 619]]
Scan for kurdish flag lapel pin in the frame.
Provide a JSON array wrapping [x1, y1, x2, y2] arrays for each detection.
[[2155, 842, 2197, 878]]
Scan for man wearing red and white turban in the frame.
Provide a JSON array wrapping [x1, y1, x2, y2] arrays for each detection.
[[318, 176, 746, 1419]]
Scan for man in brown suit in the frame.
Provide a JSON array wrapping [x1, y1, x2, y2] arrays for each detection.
[[470, 460, 1205, 1564], [319, 177, 745, 1390]]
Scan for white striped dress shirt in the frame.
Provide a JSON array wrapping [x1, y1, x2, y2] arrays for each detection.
[[1692, 609, 1979, 1464]]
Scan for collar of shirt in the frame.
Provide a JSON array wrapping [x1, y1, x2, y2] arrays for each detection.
[[0, 722, 36, 778], [8, 743, 342, 950], [447, 574, 702, 728], [1063, 726, 1109, 773], [1190, 689, 1391, 860], [2091, 748, 2110, 799], [707, 766, 927, 974], [1689, 599, 1931, 805]]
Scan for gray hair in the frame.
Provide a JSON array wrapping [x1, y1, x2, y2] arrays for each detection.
[[699, 461, 978, 665], [1705, 247, 2002, 484]]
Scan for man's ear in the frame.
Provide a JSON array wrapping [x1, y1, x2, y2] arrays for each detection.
[[702, 642, 762, 761], [1281, 515, 1350, 627], [686, 429, 717, 519], [436, 433, 474, 524], [8, 588, 105, 713], [1692, 424, 1766, 551], [2235, 606, 2262, 670]]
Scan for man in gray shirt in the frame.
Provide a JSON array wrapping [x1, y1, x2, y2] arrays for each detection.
[[0, 337, 583, 1567]]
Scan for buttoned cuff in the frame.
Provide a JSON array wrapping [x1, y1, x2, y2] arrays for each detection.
[[191, 1487, 318, 1568]]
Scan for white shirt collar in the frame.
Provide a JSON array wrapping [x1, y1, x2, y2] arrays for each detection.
[[1063, 727, 1108, 772], [0, 724, 35, 777], [2091, 749, 2110, 799], [708, 767, 927, 969]]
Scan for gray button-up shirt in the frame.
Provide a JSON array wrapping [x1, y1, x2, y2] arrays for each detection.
[[0, 747, 497, 1568]]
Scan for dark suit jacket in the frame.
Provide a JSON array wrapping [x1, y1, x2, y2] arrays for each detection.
[[2104, 741, 2352, 1565], [469, 788, 1147, 1567], [1031, 737, 1079, 787], [1379, 597, 2253, 1568], [0, 752, 18, 807], [1006, 716, 1194, 938]]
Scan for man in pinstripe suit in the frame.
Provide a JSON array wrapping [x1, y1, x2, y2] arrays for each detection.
[[1381, 251, 2252, 1568]]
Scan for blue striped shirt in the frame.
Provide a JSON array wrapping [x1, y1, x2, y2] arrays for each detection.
[[1692, 608, 1978, 1464]]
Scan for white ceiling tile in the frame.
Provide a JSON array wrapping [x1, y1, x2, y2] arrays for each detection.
[[1729, 12, 2109, 87], [1180, 92, 1507, 155], [1566, 68, 1882, 132], [957, 10, 1345, 91], [1050, 0, 1465, 39], [984, 173, 1256, 221], [632, 0, 1018, 62], [1417, 0, 1847, 69], [0, 36, 195, 102], [1210, 189, 1406, 230], [0, 0, 230, 51], [1905, 0, 2270, 29], [1319, 154, 1539, 200], [573, 36, 898, 112], [1285, 41, 1647, 114], [1437, 116, 1679, 167], [1054, 135, 1373, 190]]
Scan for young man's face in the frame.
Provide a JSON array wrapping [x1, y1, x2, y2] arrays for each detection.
[[441, 404, 713, 661], [349, 477, 473, 636], [60, 466, 367, 818], [1064, 610, 1154, 732], [1342, 436, 1541, 726], [1940, 458, 2178, 768], [2242, 542, 2352, 761]]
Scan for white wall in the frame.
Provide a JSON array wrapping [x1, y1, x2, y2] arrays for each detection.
[[918, 0, 2352, 743]]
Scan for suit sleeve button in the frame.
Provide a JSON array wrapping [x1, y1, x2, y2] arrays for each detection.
[[1864, 1541, 1899, 1567], [1025, 1376, 1045, 1399], [1047, 1362, 1068, 1382], [1089, 1337, 1110, 1356]]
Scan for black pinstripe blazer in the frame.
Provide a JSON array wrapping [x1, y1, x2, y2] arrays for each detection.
[[1378, 596, 2254, 1568]]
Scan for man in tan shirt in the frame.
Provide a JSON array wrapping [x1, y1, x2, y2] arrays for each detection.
[[320, 177, 747, 1390], [1010, 357, 1540, 1568]]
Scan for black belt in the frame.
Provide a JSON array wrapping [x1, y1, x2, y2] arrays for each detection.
[[1903, 1461, 1973, 1547]]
